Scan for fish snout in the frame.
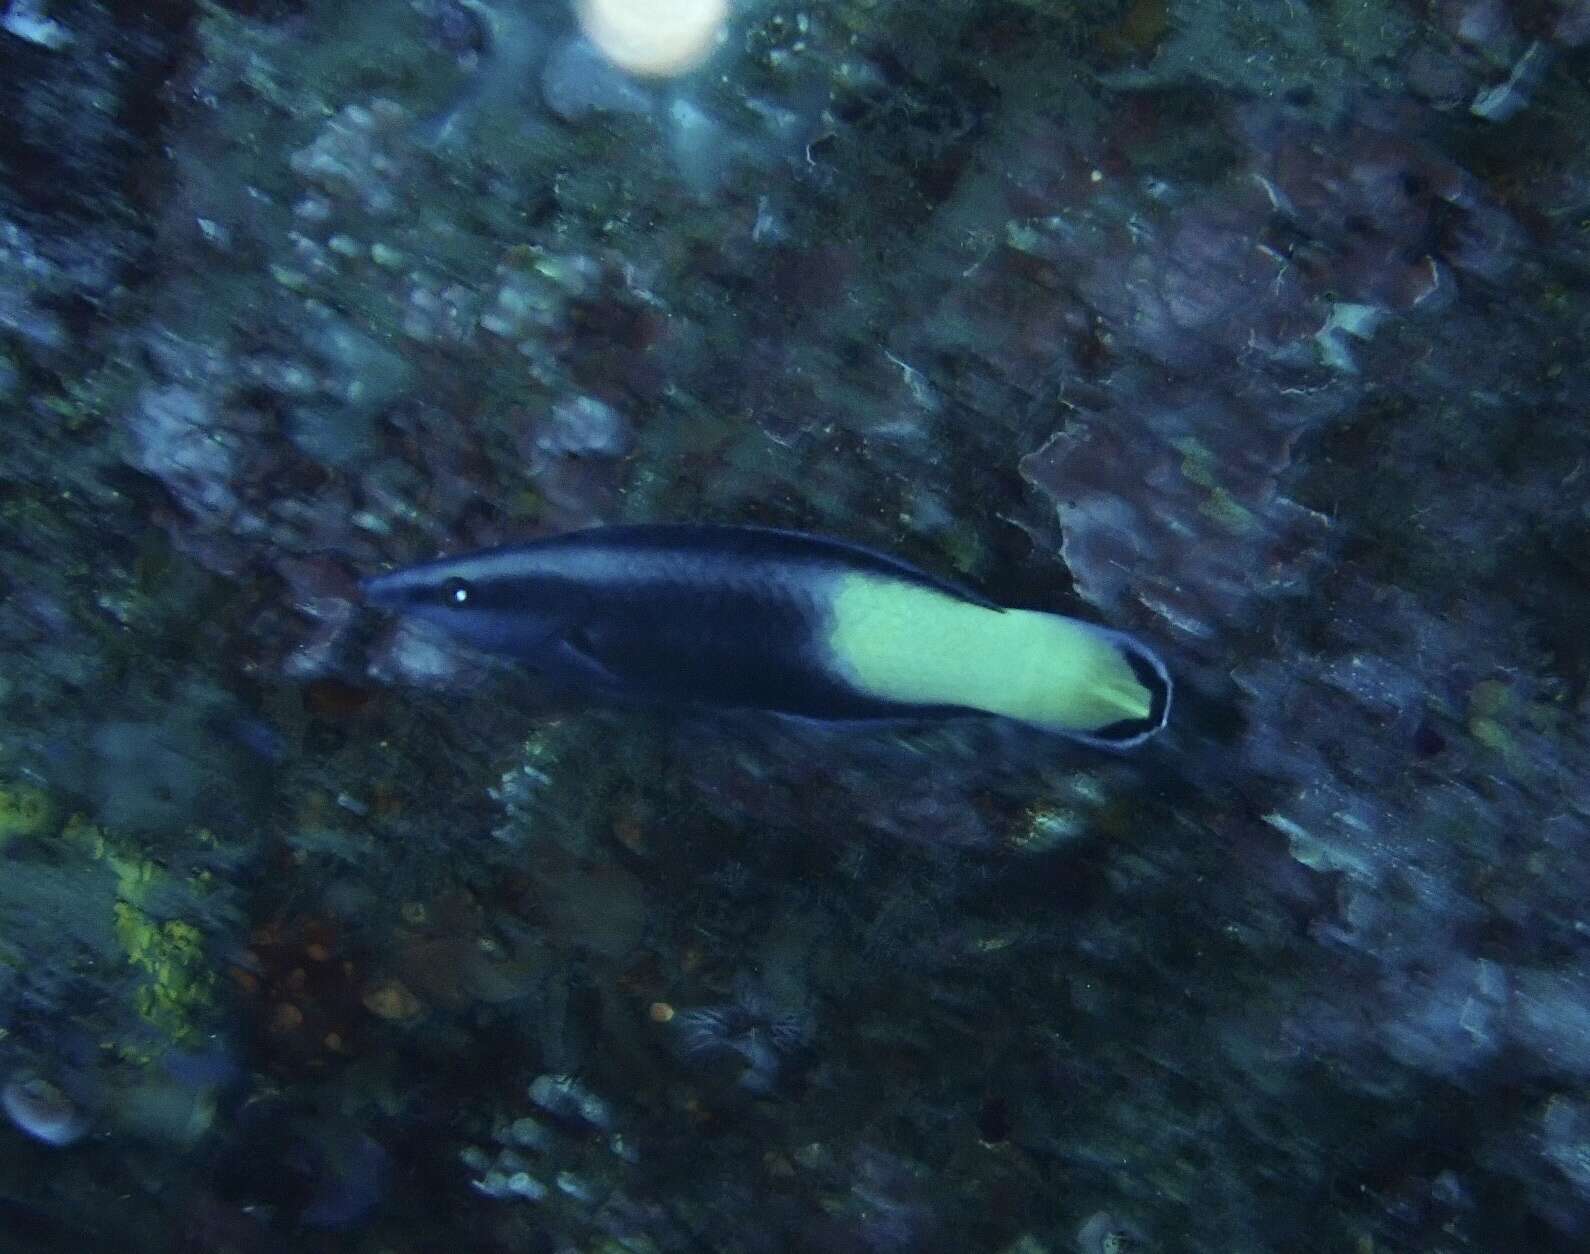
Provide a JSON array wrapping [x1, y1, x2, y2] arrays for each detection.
[[359, 570, 411, 608]]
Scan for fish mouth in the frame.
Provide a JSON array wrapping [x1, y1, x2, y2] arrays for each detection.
[[358, 571, 405, 607]]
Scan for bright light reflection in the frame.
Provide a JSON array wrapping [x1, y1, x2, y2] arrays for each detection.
[[576, 0, 728, 78]]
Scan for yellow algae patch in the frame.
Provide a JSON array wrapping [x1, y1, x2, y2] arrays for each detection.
[[0, 780, 53, 844], [115, 904, 216, 1045], [58, 817, 219, 1047]]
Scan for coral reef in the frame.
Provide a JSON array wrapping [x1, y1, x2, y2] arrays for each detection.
[[1, 0, 1589, 1249]]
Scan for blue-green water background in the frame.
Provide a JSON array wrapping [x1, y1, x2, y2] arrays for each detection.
[[2, 1, 1589, 1250]]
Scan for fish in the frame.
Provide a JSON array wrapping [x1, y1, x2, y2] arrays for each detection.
[[361, 524, 1171, 747]]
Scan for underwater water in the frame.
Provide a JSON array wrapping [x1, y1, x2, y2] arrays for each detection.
[[2, 0, 1590, 1250]]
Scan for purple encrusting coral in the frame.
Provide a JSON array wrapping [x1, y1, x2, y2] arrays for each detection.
[[2, 0, 1590, 1250]]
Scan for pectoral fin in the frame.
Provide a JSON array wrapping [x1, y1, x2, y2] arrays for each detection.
[[548, 626, 626, 689]]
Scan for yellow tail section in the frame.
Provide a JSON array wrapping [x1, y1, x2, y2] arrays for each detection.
[[824, 574, 1165, 741]]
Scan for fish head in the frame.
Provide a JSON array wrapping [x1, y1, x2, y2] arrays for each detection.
[[361, 548, 559, 658]]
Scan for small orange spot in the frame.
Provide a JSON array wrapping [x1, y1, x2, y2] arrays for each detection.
[[372, 787, 403, 819], [303, 677, 374, 720], [269, 1002, 305, 1034], [305, 943, 330, 962], [324, 1032, 344, 1052], [1100, 0, 1170, 61], [612, 814, 648, 856], [648, 1001, 675, 1024]]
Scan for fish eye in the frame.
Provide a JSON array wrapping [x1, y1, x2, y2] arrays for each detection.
[[441, 576, 472, 606]]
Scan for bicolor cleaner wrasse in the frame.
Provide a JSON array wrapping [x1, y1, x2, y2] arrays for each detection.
[[362, 524, 1171, 748]]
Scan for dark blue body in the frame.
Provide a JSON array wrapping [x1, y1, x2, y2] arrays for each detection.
[[361, 524, 990, 721]]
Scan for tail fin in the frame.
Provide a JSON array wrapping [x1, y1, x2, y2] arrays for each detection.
[[1064, 630, 1172, 749]]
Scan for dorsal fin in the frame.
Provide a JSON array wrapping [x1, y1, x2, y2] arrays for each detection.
[[558, 523, 1003, 611]]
